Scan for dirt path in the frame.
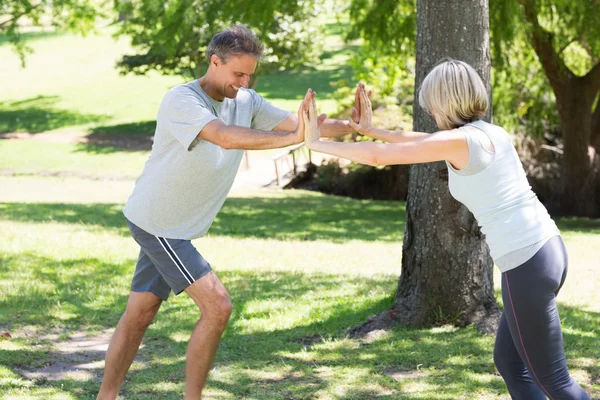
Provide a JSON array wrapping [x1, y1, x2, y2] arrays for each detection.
[[8, 327, 144, 382], [1, 131, 329, 189]]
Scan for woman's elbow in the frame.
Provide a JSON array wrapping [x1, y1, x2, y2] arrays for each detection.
[[366, 154, 382, 167]]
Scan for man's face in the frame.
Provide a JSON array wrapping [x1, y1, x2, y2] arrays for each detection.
[[212, 54, 257, 99]]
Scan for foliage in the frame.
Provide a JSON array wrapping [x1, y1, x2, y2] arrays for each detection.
[[0, 0, 101, 66], [346, 0, 600, 138], [114, 0, 322, 78], [490, 30, 560, 137], [489, 0, 599, 137], [335, 0, 416, 112], [304, 159, 409, 201]]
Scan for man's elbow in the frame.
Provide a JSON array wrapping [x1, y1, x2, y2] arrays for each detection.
[[218, 138, 234, 150], [209, 126, 234, 149]]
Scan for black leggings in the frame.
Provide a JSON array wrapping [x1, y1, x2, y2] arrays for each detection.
[[494, 236, 590, 399]]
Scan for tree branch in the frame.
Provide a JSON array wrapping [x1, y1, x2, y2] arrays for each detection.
[[517, 0, 573, 92], [585, 62, 600, 95], [0, 15, 19, 30], [579, 36, 599, 64], [558, 37, 577, 55], [0, 4, 42, 30]]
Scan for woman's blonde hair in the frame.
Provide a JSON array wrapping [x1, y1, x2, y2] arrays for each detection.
[[418, 59, 488, 130]]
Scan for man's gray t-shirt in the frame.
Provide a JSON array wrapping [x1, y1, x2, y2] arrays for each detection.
[[123, 80, 291, 239]]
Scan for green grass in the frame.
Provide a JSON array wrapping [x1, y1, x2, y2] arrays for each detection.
[[0, 28, 184, 135], [0, 7, 598, 399], [0, 13, 354, 136], [0, 177, 599, 399], [0, 140, 148, 178]]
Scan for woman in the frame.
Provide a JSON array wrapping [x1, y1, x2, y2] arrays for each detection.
[[302, 60, 590, 400]]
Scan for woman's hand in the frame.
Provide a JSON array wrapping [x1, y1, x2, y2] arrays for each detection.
[[303, 95, 320, 148], [301, 90, 326, 149], [349, 84, 373, 135]]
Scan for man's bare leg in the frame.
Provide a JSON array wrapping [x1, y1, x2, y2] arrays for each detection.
[[97, 291, 162, 400], [183, 271, 233, 399]]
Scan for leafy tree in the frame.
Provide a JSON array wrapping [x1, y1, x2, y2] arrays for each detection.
[[351, 0, 500, 336], [0, 0, 100, 66], [348, 0, 600, 216], [113, 0, 322, 81], [493, 0, 600, 216]]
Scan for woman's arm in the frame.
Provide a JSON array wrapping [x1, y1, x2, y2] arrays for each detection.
[[304, 95, 468, 168], [360, 127, 431, 143], [349, 84, 430, 143], [308, 131, 468, 167]]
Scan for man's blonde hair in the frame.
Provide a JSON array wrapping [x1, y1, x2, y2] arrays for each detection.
[[418, 59, 488, 130]]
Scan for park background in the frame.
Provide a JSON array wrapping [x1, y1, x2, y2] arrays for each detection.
[[1, 0, 599, 399]]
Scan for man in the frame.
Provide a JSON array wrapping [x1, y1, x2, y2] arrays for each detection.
[[97, 25, 357, 399]]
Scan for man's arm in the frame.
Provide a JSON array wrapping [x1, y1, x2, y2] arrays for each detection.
[[197, 89, 322, 150], [198, 118, 302, 150], [274, 114, 352, 138]]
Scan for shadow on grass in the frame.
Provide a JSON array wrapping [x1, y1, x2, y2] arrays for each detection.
[[2, 200, 599, 244], [2, 251, 598, 399], [0, 195, 406, 242], [555, 217, 600, 234], [0, 96, 108, 134], [71, 121, 157, 154], [0, 203, 130, 236], [88, 121, 156, 136], [0, 31, 66, 47]]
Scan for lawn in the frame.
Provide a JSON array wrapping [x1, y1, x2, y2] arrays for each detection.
[[1, 5, 598, 399], [0, 13, 354, 137], [0, 176, 599, 399]]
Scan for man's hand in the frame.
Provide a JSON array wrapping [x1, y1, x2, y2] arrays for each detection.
[[349, 83, 373, 134], [293, 89, 311, 143], [303, 92, 326, 148], [297, 89, 326, 146]]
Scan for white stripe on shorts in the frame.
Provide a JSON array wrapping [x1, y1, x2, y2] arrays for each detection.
[[155, 236, 194, 285]]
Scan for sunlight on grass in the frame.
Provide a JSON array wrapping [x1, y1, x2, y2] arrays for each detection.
[[1, 8, 598, 397], [0, 141, 148, 178], [0, 15, 354, 135], [1, 182, 598, 399]]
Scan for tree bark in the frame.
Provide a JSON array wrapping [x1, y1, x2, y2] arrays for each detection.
[[351, 0, 501, 338], [518, 0, 600, 217], [553, 80, 600, 216], [592, 97, 600, 152]]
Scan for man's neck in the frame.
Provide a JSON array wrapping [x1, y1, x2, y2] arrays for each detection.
[[199, 75, 224, 101]]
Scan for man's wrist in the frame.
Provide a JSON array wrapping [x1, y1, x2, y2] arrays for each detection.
[[292, 130, 304, 145], [342, 120, 354, 134]]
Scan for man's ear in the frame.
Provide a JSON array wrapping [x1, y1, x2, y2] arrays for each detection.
[[211, 54, 221, 67]]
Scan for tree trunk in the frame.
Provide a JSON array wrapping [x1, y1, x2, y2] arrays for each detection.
[[592, 95, 600, 153], [517, 0, 600, 217], [553, 81, 600, 217], [351, 0, 501, 337]]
